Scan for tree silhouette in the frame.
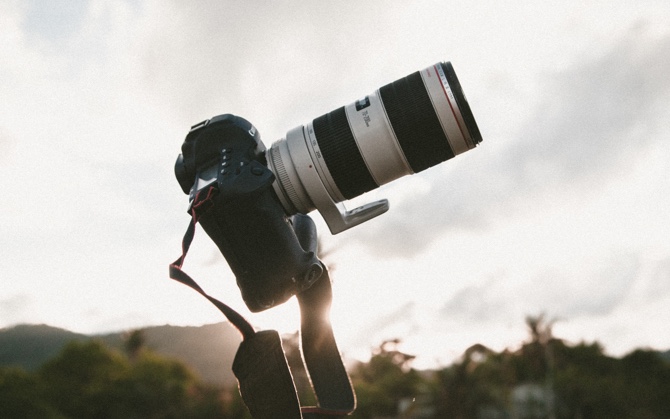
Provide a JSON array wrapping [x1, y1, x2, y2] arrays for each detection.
[[2, 316, 669, 418], [0, 367, 63, 418], [39, 340, 128, 417], [350, 339, 422, 418], [33, 339, 232, 418], [123, 329, 146, 361]]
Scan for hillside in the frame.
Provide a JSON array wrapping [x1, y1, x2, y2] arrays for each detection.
[[0, 322, 242, 386], [0, 324, 87, 370]]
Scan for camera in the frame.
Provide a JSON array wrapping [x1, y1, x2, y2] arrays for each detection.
[[175, 61, 482, 311]]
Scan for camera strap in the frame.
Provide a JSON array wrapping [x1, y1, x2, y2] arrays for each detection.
[[169, 187, 355, 418]]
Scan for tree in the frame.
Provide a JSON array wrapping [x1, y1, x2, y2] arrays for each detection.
[[37, 338, 233, 418], [433, 343, 507, 418], [549, 343, 620, 418], [430, 315, 670, 418], [123, 329, 146, 361], [350, 339, 423, 418], [619, 349, 670, 418], [0, 366, 63, 418], [39, 340, 129, 418], [111, 350, 206, 418]]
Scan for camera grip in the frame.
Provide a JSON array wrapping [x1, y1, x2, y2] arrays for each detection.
[[198, 183, 322, 312]]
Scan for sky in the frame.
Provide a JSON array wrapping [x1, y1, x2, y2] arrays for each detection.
[[1, 0, 669, 368]]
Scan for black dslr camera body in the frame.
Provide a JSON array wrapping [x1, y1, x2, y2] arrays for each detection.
[[175, 114, 323, 312]]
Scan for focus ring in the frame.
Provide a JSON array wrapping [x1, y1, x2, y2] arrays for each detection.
[[380, 71, 454, 173], [313, 107, 377, 200]]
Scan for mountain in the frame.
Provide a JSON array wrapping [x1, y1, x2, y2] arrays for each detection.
[[0, 322, 242, 386], [99, 322, 242, 386], [0, 324, 87, 370]]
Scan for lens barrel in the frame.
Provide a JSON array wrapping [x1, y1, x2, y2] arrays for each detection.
[[312, 107, 377, 200], [268, 61, 482, 233]]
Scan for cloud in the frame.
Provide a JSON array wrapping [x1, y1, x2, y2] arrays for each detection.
[[0, 129, 15, 162], [439, 253, 642, 327], [2, 1, 669, 364], [440, 277, 511, 323], [133, 0, 400, 126], [351, 25, 670, 258], [21, 0, 88, 45], [506, 24, 670, 187], [345, 301, 417, 348], [538, 254, 640, 318], [0, 294, 31, 325], [643, 256, 670, 300]]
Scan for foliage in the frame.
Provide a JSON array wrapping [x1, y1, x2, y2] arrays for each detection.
[[0, 322, 241, 386], [39, 340, 130, 417], [0, 366, 64, 418], [349, 339, 424, 418], [0, 339, 238, 418], [1, 318, 669, 418], [432, 315, 670, 419]]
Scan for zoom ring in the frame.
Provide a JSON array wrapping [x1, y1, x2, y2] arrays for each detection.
[[379, 71, 455, 173], [313, 107, 377, 200]]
